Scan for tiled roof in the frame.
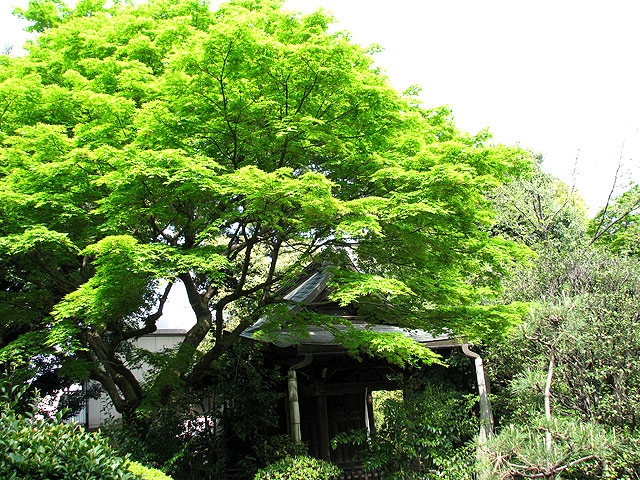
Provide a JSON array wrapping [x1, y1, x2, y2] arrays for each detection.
[[241, 265, 464, 349]]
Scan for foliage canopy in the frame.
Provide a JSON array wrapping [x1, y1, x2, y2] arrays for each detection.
[[1, 0, 530, 418]]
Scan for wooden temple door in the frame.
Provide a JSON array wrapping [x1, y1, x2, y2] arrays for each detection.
[[326, 392, 367, 466], [328, 391, 382, 479], [300, 389, 375, 469]]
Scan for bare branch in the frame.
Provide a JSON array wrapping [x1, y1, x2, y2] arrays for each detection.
[[590, 139, 627, 244]]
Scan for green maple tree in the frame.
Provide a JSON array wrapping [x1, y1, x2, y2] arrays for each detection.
[[0, 0, 531, 424]]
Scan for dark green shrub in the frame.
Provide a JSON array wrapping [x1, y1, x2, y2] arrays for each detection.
[[0, 384, 136, 480], [254, 434, 309, 467], [335, 382, 477, 480], [107, 344, 283, 480], [254, 456, 341, 480]]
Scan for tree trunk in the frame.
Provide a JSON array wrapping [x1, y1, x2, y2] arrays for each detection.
[[544, 351, 555, 452], [544, 350, 555, 479]]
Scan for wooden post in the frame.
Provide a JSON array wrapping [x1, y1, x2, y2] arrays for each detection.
[[316, 394, 331, 461], [287, 354, 313, 443], [288, 369, 302, 442]]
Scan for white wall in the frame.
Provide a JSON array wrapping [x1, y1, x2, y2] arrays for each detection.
[[81, 330, 186, 430]]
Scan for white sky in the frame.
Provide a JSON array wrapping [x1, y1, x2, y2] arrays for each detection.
[[3, 0, 640, 326], [284, 0, 640, 215]]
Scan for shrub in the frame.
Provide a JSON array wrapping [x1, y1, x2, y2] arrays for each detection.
[[334, 382, 477, 480], [483, 416, 621, 479], [0, 386, 136, 480], [254, 455, 341, 480], [127, 460, 174, 480], [254, 434, 309, 467], [108, 344, 283, 479]]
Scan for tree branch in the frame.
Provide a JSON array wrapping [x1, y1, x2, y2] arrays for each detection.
[[121, 281, 174, 341]]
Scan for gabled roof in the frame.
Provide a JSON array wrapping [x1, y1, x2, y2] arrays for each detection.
[[241, 264, 465, 350], [283, 268, 330, 307]]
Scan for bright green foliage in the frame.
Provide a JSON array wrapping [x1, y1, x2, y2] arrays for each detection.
[[1, 0, 532, 424], [254, 456, 341, 480], [0, 383, 137, 480], [127, 461, 174, 480], [333, 329, 442, 367]]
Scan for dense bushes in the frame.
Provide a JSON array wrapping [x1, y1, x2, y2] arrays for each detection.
[[254, 456, 341, 480], [483, 293, 640, 478], [332, 377, 477, 480], [484, 192, 640, 478], [365, 383, 476, 480], [0, 384, 136, 480], [107, 344, 284, 480], [0, 382, 176, 480], [127, 461, 174, 480]]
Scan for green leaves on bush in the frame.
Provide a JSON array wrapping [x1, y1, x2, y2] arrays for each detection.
[[254, 456, 341, 480], [334, 383, 477, 480], [127, 461, 174, 480], [0, 383, 136, 480], [254, 434, 309, 467]]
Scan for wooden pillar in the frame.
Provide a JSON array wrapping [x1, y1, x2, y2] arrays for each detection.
[[316, 394, 331, 461], [365, 390, 376, 436], [288, 369, 302, 443], [287, 354, 313, 443]]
